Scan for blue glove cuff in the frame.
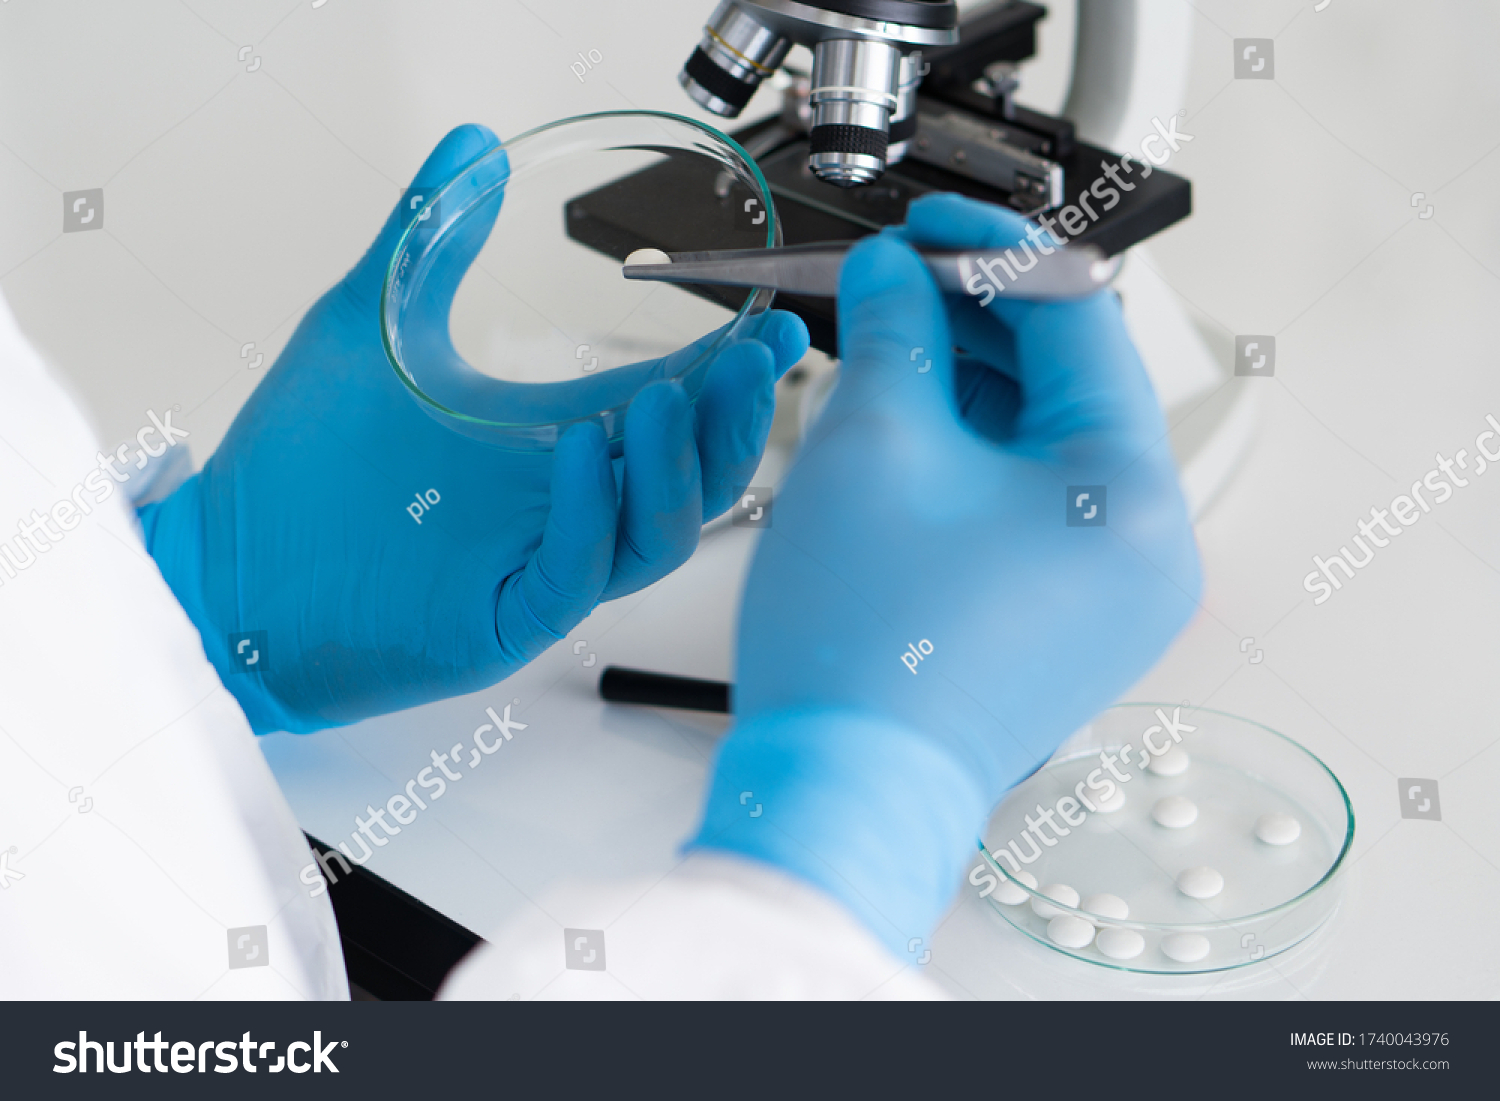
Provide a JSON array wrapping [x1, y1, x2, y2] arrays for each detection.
[[690, 708, 989, 959], [138, 477, 299, 736]]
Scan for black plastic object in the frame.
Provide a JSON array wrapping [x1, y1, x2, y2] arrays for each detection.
[[599, 665, 732, 713], [922, 1, 1046, 89], [307, 834, 482, 1000]]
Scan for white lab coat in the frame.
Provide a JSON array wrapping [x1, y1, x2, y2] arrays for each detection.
[[0, 295, 940, 1001]]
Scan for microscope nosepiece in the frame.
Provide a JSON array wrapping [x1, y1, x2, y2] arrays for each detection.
[[679, 0, 958, 185]]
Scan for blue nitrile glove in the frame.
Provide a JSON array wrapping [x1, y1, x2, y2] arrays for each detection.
[[693, 194, 1201, 956], [139, 124, 809, 735]]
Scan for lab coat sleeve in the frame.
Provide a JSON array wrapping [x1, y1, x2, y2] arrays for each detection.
[[439, 852, 948, 1000], [0, 295, 346, 1000]]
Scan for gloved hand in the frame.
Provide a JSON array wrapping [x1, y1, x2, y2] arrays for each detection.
[[693, 194, 1201, 956], [140, 124, 808, 735]]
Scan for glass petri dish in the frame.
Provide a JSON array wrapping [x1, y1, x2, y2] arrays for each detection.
[[380, 111, 779, 451], [977, 704, 1354, 975]]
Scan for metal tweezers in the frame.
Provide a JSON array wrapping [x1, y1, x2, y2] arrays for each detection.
[[621, 240, 1119, 300]]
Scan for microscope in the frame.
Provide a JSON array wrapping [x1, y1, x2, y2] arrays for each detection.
[[567, 0, 1192, 353]]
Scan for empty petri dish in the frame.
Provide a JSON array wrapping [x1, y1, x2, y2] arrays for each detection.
[[381, 111, 779, 451], [976, 704, 1354, 975]]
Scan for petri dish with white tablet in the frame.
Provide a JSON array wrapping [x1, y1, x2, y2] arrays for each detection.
[[976, 704, 1354, 974]]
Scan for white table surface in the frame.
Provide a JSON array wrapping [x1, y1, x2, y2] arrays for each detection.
[[6, 0, 1498, 998]]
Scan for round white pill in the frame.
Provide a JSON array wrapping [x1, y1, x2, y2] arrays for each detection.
[[1161, 933, 1211, 963], [1152, 795, 1198, 828], [1047, 915, 1095, 949], [1096, 927, 1145, 960], [1031, 883, 1080, 920], [1148, 746, 1190, 776], [1176, 865, 1224, 899], [992, 869, 1038, 906], [1081, 893, 1130, 921], [623, 247, 672, 267], [1093, 784, 1127, 813], [1255, 813, 1301, 846]]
